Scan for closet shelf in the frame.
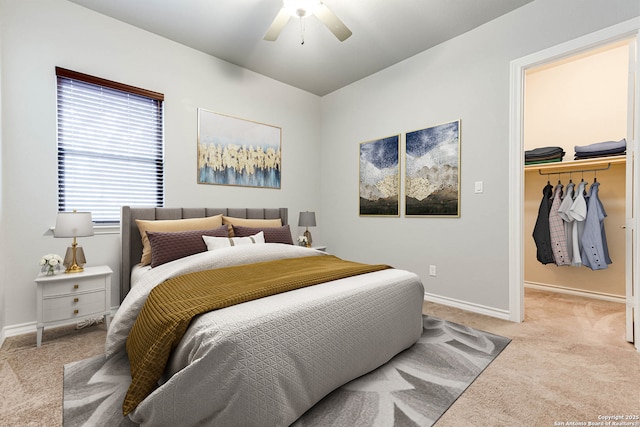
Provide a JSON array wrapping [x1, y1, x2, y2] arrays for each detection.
[[524, 155, 626, 175]]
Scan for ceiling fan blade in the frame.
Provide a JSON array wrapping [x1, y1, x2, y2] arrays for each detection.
[[264, 8, 291, 41], [314, 3, 352, 42]]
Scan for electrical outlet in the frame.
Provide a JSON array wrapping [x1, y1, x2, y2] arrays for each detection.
[[429, 265, 437, 276]]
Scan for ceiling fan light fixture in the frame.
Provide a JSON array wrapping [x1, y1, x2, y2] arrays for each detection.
[[283, 0, 321, 18], [264, 0, 351, 43]]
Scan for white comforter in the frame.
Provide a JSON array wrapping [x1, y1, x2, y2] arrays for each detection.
[[107, 244, 424, 426]]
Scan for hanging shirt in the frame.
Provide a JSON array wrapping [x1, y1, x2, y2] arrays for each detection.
[[557, 181, 575, 263], [568, 181, 588, 266], [532, 183, 555, 264], [580, 181, 612, 270], [549, 183, 570, 266]]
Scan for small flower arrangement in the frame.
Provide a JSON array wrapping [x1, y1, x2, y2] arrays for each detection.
[[40, 254, 64, 276], [297, 235, 308, 247]]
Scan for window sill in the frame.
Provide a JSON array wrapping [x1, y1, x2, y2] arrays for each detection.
[[93, 225, 120, 235], [46, 224, 120, 236]]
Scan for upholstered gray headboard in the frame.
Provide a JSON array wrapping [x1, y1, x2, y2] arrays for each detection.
[[120, 206, 288, 302]]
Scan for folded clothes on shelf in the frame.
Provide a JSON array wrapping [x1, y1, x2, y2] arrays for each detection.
[[525, 146, 565, 165], [525, 157, 563, 165], [574, 151, 627, 160], [574, 138, 626, 159]]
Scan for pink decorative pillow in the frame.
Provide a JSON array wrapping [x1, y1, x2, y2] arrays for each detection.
[[147, 226, 229, 267], [232, 225, 293, 245]]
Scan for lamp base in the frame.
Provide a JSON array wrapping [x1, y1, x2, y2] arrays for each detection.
[[63, 245, 86, 273], [303, 229, 313, 247], [65, 264, 85, 274]]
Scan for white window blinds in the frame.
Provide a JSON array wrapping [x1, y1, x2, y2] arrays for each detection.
[[56, 67, 164, 223]]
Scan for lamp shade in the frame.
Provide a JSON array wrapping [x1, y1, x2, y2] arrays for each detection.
[[54, 211, 94, 238], [298, 211, 316, 227]]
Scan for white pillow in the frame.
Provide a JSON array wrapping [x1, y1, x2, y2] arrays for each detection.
[[202, 231, 265, 251]]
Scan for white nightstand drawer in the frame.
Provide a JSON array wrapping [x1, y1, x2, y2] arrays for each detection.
[[42, 276, 105, 297], [42, 290, 106, 322]]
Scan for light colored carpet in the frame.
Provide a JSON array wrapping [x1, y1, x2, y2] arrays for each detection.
[[1, 288, 638, 426], [62, 316, 510, 426], [0, 321, 106, 426], [427, 289, 640, 426]]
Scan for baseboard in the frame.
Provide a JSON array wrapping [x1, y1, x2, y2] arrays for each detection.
[[2, 320, 36, 339], [424, 292, 511, 321], [1, 306, 120, 342], [524, 281, 626, 304]]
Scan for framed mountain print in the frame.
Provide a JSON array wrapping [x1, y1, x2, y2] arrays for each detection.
[[359, 135, 400, 216], [405, 120, 460, 217]]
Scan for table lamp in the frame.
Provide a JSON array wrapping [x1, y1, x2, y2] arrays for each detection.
[[298, 211, 316, 247], [54, 211, 94, 273]]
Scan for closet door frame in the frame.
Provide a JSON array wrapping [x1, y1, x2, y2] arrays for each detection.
[[626, 33, 640, 351], [508, 18, 640, 351], [629, 32, 640, 346]]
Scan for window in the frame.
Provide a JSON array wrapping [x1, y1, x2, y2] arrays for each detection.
[[56, 67, 164, 223]]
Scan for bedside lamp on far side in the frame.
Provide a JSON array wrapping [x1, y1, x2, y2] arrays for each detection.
[[54, 211, 94, 273], [298, 211, 316, 247]]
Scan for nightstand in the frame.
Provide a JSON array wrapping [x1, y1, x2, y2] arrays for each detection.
[[34, 265, 112, 347]]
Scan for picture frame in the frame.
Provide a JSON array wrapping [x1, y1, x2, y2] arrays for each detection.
[[405, 120, 460, 217], [197, 108, 282, 189], [359, 134, 400, 216]]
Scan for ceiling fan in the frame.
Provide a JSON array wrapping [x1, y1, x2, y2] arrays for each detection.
[[264, 0, 352, 44]]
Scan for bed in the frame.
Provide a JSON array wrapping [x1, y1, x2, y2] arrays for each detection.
[[107, 206, 425, 426]]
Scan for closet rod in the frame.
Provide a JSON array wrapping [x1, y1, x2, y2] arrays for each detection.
[[537, 162, 612, 176]]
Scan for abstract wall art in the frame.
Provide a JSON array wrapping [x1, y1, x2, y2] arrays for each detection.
[[197, 108, 282, 188]]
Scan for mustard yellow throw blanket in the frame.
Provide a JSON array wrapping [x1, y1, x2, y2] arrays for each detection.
[[123, 255, 391, 415]]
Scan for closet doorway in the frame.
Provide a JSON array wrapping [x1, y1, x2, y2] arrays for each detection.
[[508, 19, 640, 350], [524, 41, 629, 309]]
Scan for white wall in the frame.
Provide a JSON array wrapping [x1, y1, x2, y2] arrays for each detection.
[[319, 0, 640, 316], [0, 0, 322, 330], [0, 0, 5, 344]]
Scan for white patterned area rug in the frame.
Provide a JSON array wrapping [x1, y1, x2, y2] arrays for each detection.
[[63, 316, 510, 427]]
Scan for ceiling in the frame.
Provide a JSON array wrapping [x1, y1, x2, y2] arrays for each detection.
[[67, 0, 535, 96]]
